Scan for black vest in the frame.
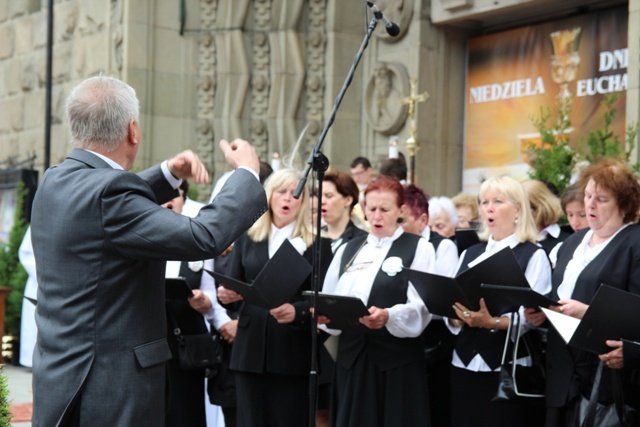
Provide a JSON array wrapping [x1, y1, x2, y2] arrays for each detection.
[[336, 232, 425, 371], [539, 228, 571, 255], [454, 241, 539, 370], [429, 230, 444, 252]]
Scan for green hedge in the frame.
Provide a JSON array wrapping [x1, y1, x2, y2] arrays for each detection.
[[0, 182, 29, 336]]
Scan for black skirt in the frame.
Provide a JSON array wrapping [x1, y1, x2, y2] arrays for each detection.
[[450, 366, 544, 427], [332, 351, 431, 427]]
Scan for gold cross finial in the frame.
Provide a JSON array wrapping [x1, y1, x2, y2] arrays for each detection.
[[399, 78, 429, 155], [399, 78, 429, 184]]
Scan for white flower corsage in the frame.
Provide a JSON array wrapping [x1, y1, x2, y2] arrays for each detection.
[[381, 256, 403, 277], [188, 260, 204, 272], [288, 237, 307, 256]]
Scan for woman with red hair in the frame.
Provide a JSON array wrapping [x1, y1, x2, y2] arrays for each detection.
[[528, 160, 640, 426], [318, 175, 436, 426]]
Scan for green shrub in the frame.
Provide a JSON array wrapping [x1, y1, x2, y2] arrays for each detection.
[[0, 365, 12, 425], [528, 94, 640, 194]]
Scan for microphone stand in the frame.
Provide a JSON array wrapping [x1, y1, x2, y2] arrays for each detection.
[[294, 16, 380, 427]]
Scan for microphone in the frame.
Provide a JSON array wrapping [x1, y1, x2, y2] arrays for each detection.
[[365, 1, 400, 37]]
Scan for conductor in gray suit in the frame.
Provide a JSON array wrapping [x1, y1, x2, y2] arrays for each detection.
[[29, 75, 267, 427]]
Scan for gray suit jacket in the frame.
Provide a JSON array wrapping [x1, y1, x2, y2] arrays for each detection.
[[30, 149, 266, 427]]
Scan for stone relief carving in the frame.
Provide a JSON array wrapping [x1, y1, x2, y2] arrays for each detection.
[[20, 55, 36, 91], [110, 0, 123, 76], [250, 0, 271, 159], [266, 0, 305, 164], [60, 4, 77, 41], [364, 61, 410, 135], [213, 1, 250, 140], [196, 0, 218, 184], [304, 0, 326, 158], [372, 0, 413, 42]]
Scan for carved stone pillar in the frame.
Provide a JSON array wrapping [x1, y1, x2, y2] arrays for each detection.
[[197, 0, 218, 194]]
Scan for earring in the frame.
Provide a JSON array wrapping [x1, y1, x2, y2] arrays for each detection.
[[514, 216, 519, 225]]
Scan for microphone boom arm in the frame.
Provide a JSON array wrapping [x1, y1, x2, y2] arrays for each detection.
[[295, 16, 379, 427], [294, 16, 379, 199]]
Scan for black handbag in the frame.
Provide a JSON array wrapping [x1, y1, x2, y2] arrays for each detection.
[[167, 307, 224, 375], [175, 331, 223, 372], [575, 361, 637, 427], [493, 312, 546, 403]]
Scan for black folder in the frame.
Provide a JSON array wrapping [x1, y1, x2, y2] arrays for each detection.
[[303, 291, 370, 331], [403, 246, 530, 317], [480, 284, 559, 309], [165, 277, 194, 299], [205, 239, 312, 310], [542, 284, 640, 354], [401, 270, 469, 318], [455, 228, 481, 255]]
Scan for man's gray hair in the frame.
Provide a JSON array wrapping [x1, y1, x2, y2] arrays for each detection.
[[66, 76, 140, 152]]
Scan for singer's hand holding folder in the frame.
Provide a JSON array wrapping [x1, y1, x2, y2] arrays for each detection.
[[541, 284, 640, 354], [303, 291, 369, 331], [205, 239, 312, 310], [165, 277, 194, 299], [402, 247, 530, 318]]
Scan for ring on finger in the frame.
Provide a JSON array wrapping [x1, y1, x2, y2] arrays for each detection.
[[463, 311, 470, 318]]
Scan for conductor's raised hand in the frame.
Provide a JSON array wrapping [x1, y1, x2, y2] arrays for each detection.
[[219, 139, 260, 175], [359, 306, 389, 330], [167, 150, 209, 183]]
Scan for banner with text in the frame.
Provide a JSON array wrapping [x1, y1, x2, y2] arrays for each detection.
[[463, 6, 628, 194]]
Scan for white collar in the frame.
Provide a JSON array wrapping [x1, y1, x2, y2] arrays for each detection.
[[85, 149, 123, 170], [421, 226, 431, 240], [538, 223, 561, 240], [270, 221, 296, 236], [469, 233, 520, 268], [486, 233, 520, 251], [367, 226, 404, 248]]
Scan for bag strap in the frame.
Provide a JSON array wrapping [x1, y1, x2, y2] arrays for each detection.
[[505, 312, 545, 399], [510, 312, 521, 377], [612, 366, 628, 425], [583, 361, 604, 427], [582, 361, 628, 426], [499, 312, 515, 364]]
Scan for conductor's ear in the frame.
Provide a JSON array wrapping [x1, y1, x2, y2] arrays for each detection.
[[128, 120, 140, 146]]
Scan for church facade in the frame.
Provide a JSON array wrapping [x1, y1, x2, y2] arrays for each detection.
[[0, 0, 637, 198]]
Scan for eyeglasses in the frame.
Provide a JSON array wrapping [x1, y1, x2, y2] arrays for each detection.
[[344, 260, 373, 273], [342, 240, 369, 273]]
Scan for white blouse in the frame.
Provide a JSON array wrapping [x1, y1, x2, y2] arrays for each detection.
[[422, 226, 459, 278], [321, 227, 435, 338], [450, 233, 552, 372], [556, 224, 630, 300]]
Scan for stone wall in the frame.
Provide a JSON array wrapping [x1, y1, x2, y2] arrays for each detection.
[[0, 0, 202, 190]]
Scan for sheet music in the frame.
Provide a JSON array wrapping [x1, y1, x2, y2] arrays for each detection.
[[541, 307, 580, 344]]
